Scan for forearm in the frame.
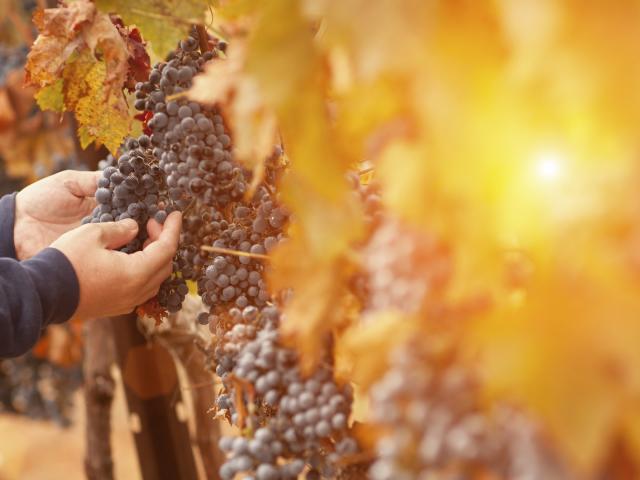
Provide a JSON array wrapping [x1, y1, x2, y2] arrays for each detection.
[[0, 248, 79, 358], [0, 193, 17, 259]]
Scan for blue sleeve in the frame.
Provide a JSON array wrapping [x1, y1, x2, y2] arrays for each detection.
[[0, 194, 80, 358], [0, 193, 17, 258]]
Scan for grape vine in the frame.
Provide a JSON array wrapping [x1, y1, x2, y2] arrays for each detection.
[[90, 30, 358, 478]]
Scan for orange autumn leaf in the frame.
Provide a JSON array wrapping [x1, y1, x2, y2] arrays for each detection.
[[25, 0, 135, 152]]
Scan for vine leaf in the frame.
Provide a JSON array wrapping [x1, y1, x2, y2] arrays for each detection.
[[25, 0, 140, 153], [95, 0, 211, 58], [75, 58, 130, 151], [471, 255, 640, 472], [34, 79, 64, 112], [335, 312, 418, 389], [112, 19, 151, 89]]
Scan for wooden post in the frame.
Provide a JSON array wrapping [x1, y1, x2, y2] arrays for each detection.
[[111, 314, 199, 480], [84, 318, 116, 480]]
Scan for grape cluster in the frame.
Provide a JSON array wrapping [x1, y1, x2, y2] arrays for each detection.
[[88, 136, 191, 311], [134, 35, 245, 210], [86, 139, 172, 249], [214, 309, 359, 480], [0, 352, 82, 427], [359, 218, 452, 315], [157, 275, 190, 314], [197, 227, 270, 312], [190, 165, 288, 312], [368, 340, 561, 480]]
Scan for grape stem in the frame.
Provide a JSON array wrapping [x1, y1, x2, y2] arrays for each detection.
[[166, 91, 189, 101], [201, 245, 270, 260]]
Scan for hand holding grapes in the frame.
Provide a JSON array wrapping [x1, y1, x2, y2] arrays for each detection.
[[51, 211, 182, 319], [13, 170, 101, 260]]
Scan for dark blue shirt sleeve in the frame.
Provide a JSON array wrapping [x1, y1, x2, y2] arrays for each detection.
[[0, 193, 17, 258], [0, 194, 80, 357]]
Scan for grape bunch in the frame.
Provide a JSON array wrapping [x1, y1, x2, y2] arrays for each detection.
[[0, 352, 82, 427], [134, 35, 245, 211], [86, 138, 172, 249], [368, 340, 562, 480], [196, 215, 274, 313], [87, 136, 191, 312], [359, 218, 452, 315], [214, 308, 359, 480]]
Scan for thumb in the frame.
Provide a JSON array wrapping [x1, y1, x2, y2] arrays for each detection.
[[96, 219, 139, 249]]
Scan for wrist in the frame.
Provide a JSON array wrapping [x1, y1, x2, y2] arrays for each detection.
[[12, 191, 28, 260]]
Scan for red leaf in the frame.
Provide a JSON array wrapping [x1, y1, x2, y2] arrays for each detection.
[[110, 15, 151, 91]]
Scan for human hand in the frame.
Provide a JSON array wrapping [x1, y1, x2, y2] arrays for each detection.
[[50, 211, 182, 320], [14, 170, 101, 260]]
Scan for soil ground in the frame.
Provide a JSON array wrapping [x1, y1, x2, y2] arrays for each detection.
[[0, 378, 141, 480]]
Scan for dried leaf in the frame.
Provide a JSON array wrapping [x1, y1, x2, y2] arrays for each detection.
[[112, 19, 151, 89], [32, 1, 95, 38], [26, 0, 136, 152]]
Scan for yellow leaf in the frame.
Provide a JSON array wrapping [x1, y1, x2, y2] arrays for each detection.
[[471, 251, 640, 472], [34, 79, 64, 112], [75, 59, 130, 153], [62, 51, 95, 111], [335, 311, 417, 388], [269, 221, 359, 372]]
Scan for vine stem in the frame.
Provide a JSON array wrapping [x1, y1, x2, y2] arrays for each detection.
[[201, 245, 270, 260]]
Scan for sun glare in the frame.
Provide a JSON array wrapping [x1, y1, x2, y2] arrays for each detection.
[[534, 150, 566, 182]]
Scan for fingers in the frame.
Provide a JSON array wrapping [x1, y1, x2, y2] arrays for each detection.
[[95, 219, 139, 249], [79, 196, 98, 216], [62, 170, 102, 198], [143, 218, 163, 249], [130, 212, 182, 275]]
